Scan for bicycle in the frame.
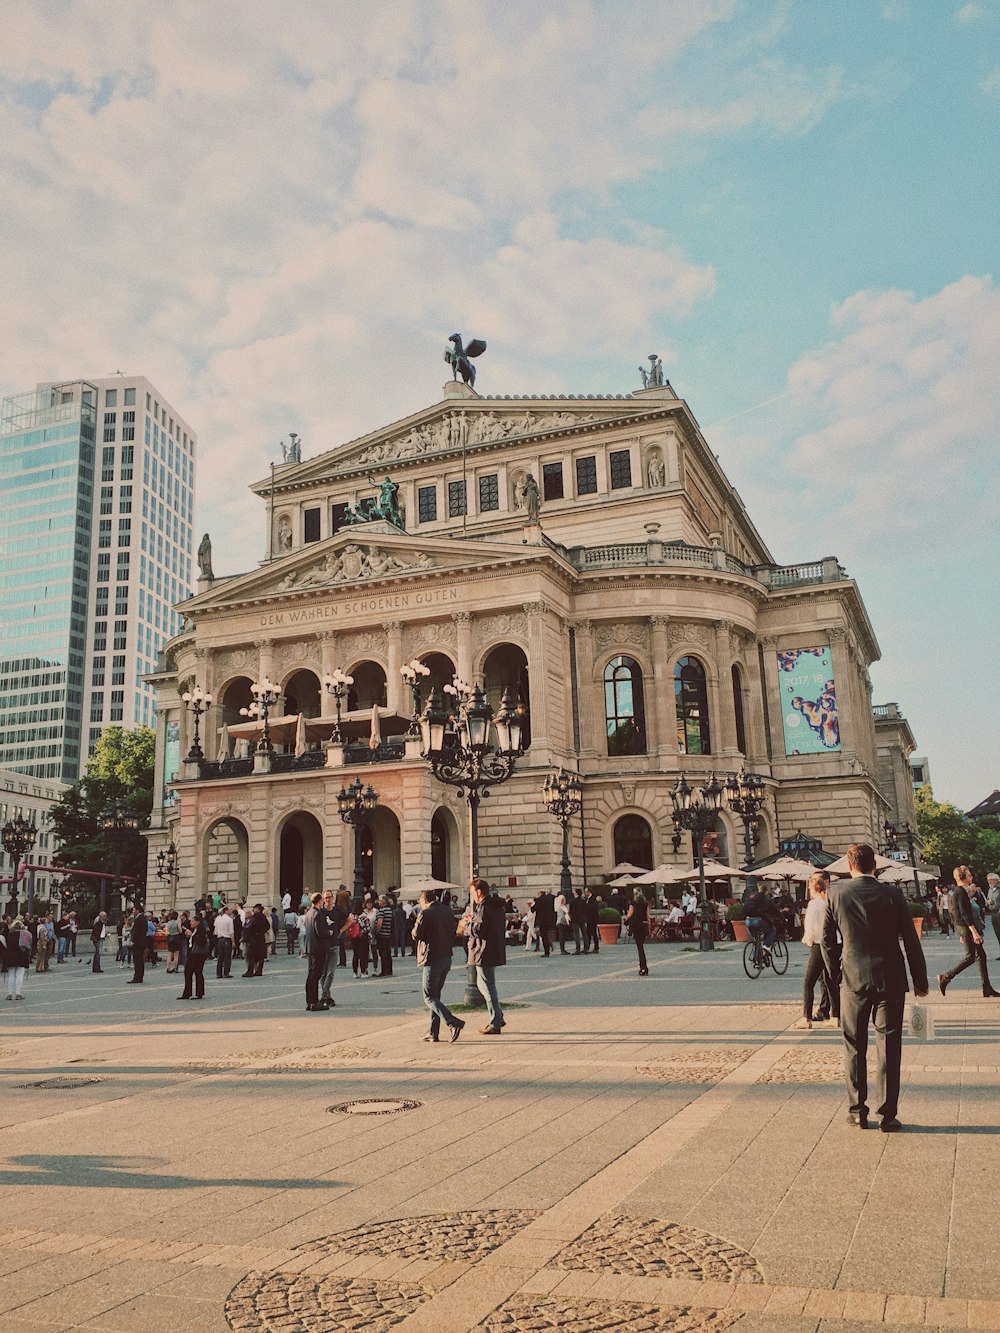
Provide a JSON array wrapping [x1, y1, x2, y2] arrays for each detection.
[[743, 928, 788, 979]]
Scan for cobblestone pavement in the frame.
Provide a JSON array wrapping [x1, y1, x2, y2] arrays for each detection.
[[0, 937, 998, 1331]]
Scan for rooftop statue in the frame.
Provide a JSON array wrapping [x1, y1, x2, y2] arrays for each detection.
[[280, 432, 302, 463], [444, 333, 487, 388], [339, 474, 404, 530], [638, 354, 665, 389], [197, 532, 214, 580]]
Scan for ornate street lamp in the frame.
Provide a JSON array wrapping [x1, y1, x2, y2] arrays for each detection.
[[337, 777, 379, 897], [323, 668, 354, 744], [399, 658, 431, 736], [883, 820, 922, 900], [723, 766, 767, 873], [100, 803, 141, 914], [156, 843, 179, 903], [419, 680, 523, 1005], [181, 684, 213, 761], [670, 773, 724, 952], [242, 677, 282, 752], [2, 812, 38, 912], [542, 767, 583, 896]]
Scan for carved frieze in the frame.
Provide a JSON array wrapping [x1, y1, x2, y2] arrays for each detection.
[[350, 407, 601, 468], [473, 611, 528, 646], [277, 544, 435, 594], [212, 647, 255, 677], [338, 629, 389, 660], [595, 621, 649, 652], [270, 795, 324, 817], [667, 621, 712, 650]]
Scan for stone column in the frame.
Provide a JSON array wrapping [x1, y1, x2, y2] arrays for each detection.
[[384, 621, 403, 713], [522, 602, 549, 751], [317, 629, 338, 682], [453, 611, 474, 683], [648, 616, 670, 759], [713, 620, 740, 757], [573, 620, 598, 760], [255, 637, 274, 682]]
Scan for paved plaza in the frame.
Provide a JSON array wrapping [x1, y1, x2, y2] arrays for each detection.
[[1, 931, 998, 1332]]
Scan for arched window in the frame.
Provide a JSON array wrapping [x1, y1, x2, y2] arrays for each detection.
[[613, 815, 653, 870], [604, 656, 647, 756], [675, 656, 711, 755], [732, 663, 747, 755]]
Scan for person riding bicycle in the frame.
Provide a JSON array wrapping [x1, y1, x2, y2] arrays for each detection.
[[744, 887, 780, 951]]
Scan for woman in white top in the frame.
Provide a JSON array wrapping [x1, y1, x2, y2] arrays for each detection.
[[800, 870, 838, 1029]]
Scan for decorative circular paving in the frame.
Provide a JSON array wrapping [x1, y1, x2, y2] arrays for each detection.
[[328, 1097, 422, 1116], [556, 1215, 763, 1282], [295, 1210, 541, 1264], [16, 1075, 108, 1090], [226, 1274, 431, 1332], [483, 1295, 742, 1330]]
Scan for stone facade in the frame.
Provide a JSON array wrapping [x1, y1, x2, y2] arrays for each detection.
[[145, 380, 908, 911]]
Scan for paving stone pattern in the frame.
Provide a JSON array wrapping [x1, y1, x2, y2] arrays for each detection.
[[556, 1215, 763, 1282], [482, 1295, 743, 1331], [290, 1209, 542, 1265], [637, 1047, 756, 1083], [226, 1273, 432, 1332], [756, 1049, 843, 1083]]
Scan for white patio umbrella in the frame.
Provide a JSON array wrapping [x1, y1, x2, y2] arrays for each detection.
[[825, 850, 897, 876], [608, 874, 644, 888], [877, 863, 935, 885], [216, 723, 230, 763], [399, 877, 462, 896], [681, 859, 746, 879], [368, 704, 383, 750], [608, 862, 649, 877], [633, 864, 692, 885], [758, 856, 817, 881], [294, 713, 307, 758]]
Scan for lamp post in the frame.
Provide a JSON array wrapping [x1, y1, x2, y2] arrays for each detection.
[[670, 773, 724, 952], [323, 668, 354, 744], [242, 678, 282, 752], [419, 680, 523, 1004], [337, 777, 379, 897], [723, 766, 767, 880], [99, 803, 141, 915], [399, 658, 430, 736], [181, 684, 213, 761], [542, 767, 583, 896], [883, 820, 922, 900], [156, 843, 179, 905], [2, 812, 38, 913]]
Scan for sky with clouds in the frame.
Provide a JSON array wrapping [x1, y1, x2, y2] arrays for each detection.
[[1, 0, 997, 809]]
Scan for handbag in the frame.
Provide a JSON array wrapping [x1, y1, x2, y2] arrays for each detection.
[[346, 916, 362, 940]]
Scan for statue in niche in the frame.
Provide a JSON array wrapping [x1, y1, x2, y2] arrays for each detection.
[[646, 453, 665, 487], [277, 518, 293, 552], [197, 532, 214, 579], [514, 473, 540, 522], [638, 354, 665, 389]]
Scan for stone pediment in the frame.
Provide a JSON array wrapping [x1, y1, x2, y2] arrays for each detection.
[[254, 393, 661, 493], [183, 530, 557, 613]]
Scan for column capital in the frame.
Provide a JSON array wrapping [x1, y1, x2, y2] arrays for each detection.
[[522, 600, 547, 617], [452, 611, 473, 626], [254, 638, 273, 652], [714, 619, 734, 634], [382, 620, 403, 634], [649, 615, 670, 629]]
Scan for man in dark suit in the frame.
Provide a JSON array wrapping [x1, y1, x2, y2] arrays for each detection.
[[413, 889, 464, 1042], [822, 843, 928, 1132], [532, 890, 556, 957], [127, 907, 148, 983]]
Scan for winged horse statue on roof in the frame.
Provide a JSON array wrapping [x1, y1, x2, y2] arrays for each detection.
[[444, 333, 487, 388]]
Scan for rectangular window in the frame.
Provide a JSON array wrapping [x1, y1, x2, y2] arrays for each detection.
[[478, 473, 499, 512], [99, 519, 112, 548], [609, 449, 632, 490], [105, 389, 117, 407], [90, 693, 104, 721], [448, 480, 467, 517], [331, 501, 349, 535], [542, 462, 564, 500], [303, 507, 321, 543], [91, 667, 105, 687], [418, 485, 437, 523], [110, 689, 124, 722], [122, 410, 135, 442], [93, 624, 107, 652], [103, 412, 116, 443], [124, 387, 135, 406], [576, 455, 598, 495]]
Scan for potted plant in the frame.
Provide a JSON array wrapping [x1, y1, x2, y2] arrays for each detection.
[[727, 901, 751, 943], [907, 898, 925, 939], [597, 906, 621, 945]]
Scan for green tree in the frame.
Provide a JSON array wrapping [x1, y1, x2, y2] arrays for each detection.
[[915, 785, 1000, 886], [50, 727, 155, 890]]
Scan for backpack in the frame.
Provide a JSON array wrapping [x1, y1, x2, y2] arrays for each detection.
[[19, 928, 32, 951]]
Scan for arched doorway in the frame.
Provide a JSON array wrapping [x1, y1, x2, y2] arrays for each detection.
[[420, 652, 456, 697], [278, 811, 323, 908], [431, 807, 460, 883], [283, 669, 321, 718], [612, 814, 653, 870], [369, 806, 401, 891], [347, 661, 388, 710], [219, 677, 253, 727], [482, 643, 531, 749], [204, 817, 249, 903]]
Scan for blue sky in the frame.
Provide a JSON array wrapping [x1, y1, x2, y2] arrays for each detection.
[[1, 0, 997, 810]]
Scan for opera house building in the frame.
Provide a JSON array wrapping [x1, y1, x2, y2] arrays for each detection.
[[146, 370, 910, 911]]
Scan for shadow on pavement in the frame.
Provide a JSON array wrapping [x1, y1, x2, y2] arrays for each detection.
[[0, 1154, 337, 1190]]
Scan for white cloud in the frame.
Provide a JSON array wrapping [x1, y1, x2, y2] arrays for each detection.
[[954, 3, 988, 23], [980, 67, 1000, 94]]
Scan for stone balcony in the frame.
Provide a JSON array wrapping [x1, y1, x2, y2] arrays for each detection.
[[563, 537, 846, 588]]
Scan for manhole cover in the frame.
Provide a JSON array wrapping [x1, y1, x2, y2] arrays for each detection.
[[17, 1076, 108, 1090], [328, 1098, 421, 1116]]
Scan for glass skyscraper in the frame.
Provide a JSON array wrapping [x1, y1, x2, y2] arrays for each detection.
[[0, 376, 196, 781]]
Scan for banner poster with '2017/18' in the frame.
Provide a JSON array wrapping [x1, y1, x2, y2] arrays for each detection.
[[775, 646, 840, 755]]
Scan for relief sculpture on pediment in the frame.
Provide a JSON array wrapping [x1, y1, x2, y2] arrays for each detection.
[[278, 544, 435, 593]]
